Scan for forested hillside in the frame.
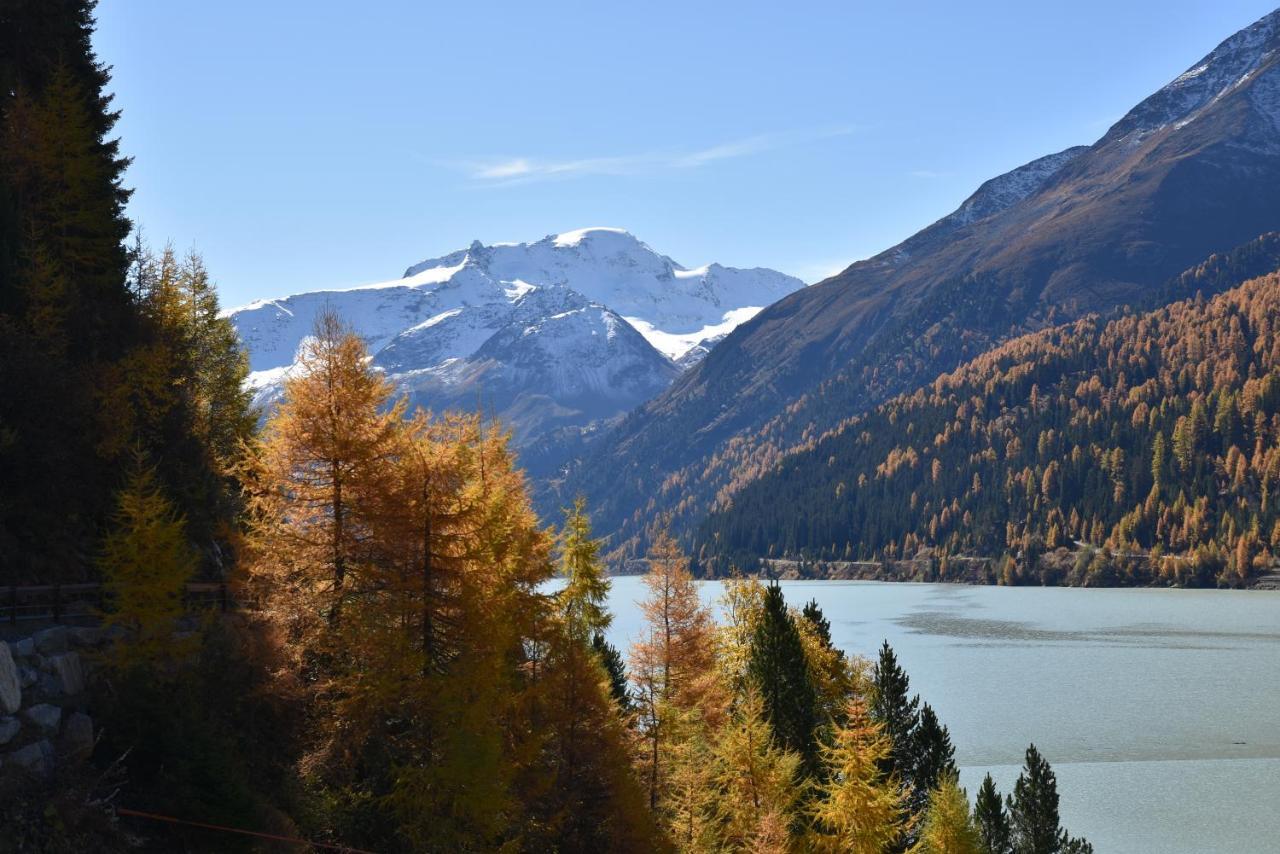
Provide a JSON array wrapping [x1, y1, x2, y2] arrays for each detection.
[[554, 10, 1280, 563], [698, 265, 1280, 587]]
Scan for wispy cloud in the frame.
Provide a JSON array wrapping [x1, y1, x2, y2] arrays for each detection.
[[475, 158, 535, 179], [459, 127, 855, 186], [908, 169, 947, 179]]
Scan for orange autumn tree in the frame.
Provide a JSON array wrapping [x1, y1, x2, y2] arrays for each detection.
[[372, 416, 556, 850], [247, 308, 403, 645], [368, 417, 658, 851], [246, 314, 657, 851], [631, 529, 726, 818]]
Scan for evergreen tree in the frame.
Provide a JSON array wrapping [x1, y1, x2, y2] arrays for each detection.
[[802, 598, 837, 650], [593, 631, 632, 713], [1008, 745, 1092, 854], [910, 703, 959, 814], [973, 774, 1012, 854], [0, 4, 252, 582], [0, 0, 140, 581], [910, 775, 982, 854], [747, 583, 821, 777], [795, 603, 858, 733], [872, 641, 920, 778]]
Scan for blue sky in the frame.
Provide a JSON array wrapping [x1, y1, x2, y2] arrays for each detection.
[[93, 1, 1279, 308]]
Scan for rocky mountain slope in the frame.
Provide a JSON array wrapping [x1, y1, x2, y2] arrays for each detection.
[[227, 228, 803, 443], [695, 236, 1280, 587], [556, 9, 1280, 558]]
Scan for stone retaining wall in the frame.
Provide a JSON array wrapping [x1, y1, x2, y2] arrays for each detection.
[[0, 625, 100, 778]]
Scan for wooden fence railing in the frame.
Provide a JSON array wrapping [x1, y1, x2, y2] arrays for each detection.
[[1, 582, 240, 626]]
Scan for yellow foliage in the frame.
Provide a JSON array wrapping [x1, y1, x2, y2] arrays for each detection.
[[909, 775, 982, 854], [710, 687, 803, 851], [99, 454, 197, 666], [808, 698, 908, 854]]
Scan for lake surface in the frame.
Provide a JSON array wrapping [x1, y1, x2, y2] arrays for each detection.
[[598, 578, 1280, 854]]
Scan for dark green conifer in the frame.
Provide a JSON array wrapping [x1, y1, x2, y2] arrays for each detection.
[[974, 773, 1012, 854], [0, 2, 252, 581], [1008, 744, 1092, 854], [747, 583, 820, 776], [871, 640, 919, 779], [801, 598, 835, 648], [592, 631, 631, 713], [910, 702, 958, 813], [0, 0, 139, 580]]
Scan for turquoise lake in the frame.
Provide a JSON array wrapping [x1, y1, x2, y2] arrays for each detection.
[[596, 577, 1280, 853]]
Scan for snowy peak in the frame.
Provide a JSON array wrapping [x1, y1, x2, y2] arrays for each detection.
[[1103, 9, 1280, 144], [387, 287, 678, 444], [550, 225, 643, 248], [396, 227, 804, 359], [227, 229, 802, 444]]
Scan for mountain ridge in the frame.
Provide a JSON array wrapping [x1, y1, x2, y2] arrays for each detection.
[[553, 7, 1280, 560], [227, 228, 803, 443], [695, 238, 1280, 587]]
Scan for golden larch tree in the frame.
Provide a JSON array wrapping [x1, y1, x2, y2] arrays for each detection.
[[709, 686, 803, 852], [909, 775, 982, 854], [99, 454, 197, 666], [631, 529, 726, 812], [247, 308, 403, 641], [808, 697, 908, 854]]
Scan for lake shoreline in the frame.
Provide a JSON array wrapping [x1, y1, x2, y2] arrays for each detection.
[[640, 550, 1280, 590]]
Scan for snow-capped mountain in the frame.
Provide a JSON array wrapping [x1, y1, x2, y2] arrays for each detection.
[[227, 228, 804, 442], [397, 227, 803, 360]]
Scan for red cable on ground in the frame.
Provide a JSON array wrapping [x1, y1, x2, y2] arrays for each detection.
[[115, 807, 377, 853]]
